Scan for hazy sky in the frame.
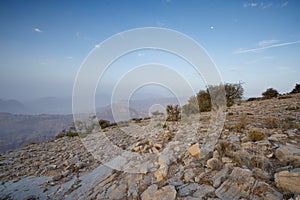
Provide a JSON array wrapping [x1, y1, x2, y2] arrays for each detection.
[[0, 0, 299, 101]]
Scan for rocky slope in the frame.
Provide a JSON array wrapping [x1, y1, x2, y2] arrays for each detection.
[[0, 93, 299, 199]]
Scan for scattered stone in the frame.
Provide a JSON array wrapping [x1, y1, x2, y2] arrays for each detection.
[[52, 174, 62, 181], [183, 168, 195, 182], [154, 166, 168, 182], [207, 158, 222, 170], [188, 143, 201, 157]]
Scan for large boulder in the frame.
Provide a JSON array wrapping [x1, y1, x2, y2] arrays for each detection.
[[275, 170, 300, 194]]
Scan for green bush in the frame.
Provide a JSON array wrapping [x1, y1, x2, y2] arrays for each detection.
[[55, 132, 65, 139], [262, 88, 279, 99], [197, 83, 244, 112], [66, 132, 79, 137]]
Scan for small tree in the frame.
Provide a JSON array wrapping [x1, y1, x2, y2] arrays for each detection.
[[166, 105, 181, 121], [262, 88, 279, 99], [224, 83, 244, 107], [290, 84, 300, 94]]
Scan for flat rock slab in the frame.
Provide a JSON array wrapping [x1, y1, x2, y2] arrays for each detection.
[[250, 181, 283, 200], [215, 167, 255, 200]]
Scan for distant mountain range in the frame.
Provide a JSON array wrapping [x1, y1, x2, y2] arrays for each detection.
[[0, 97, 188, 153]]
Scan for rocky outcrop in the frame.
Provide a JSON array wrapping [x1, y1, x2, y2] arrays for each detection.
[[0, 93, 300, 199]]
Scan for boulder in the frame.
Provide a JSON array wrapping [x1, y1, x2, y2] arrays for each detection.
[[215, 167, 255, 200], [250, 181, 283, 200], [274, 170, 300, 194]]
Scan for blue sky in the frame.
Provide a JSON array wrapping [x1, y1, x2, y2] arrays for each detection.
[[0, 0, 299, 101]]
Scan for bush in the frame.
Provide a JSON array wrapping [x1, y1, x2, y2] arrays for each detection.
[[98, 119, 111, 129], [262, 88, 279, 99], [56, 132, 65, 139], [196, 83, 244, 112], [248, 130, 265, 142], [290, 83, 300, 94], [264, 117, 280, 129], [66, 132, 79, 137], [234, 114, 248, 132], [166, 105, 181, 121]]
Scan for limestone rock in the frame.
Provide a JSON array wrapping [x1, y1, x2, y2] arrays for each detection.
[[212, 164, 233, 188], [188, 143, 201, 157], [250, 181, 283, 200], [207, 158, 222, 170], [154, 166, 168, 182], [275, 143, 300, 162], [215, 167, 255, 200], [275, 170, 300, 194], [178, 183, 201, 196], [192, 184, 215, 199], [141, 184, 176, 200]]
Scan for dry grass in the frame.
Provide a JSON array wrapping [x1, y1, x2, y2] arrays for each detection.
[[234, 114, 247, 132], [264, 117, 280, 129]]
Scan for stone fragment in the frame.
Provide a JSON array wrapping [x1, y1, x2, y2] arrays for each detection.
[[215, 167, 255, 200], [109, 183, 127, 200], [52, 174, 62, 181], [183, 168, 195, 182], [188, 143, 201, 157], [154, 166, 168, 182], [274, 170, 300, 194], [152, 147, 159, 154], [154, 143, 162, 149], [178, 183, 201, 196], [192, 184, 215, 199], [207, 158, 222, 170], [250, 181, 283, 200], [212, 164, 233, 188]]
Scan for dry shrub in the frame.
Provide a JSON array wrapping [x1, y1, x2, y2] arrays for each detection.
[[234, 114, 247, 132], [264, 117, 280, 129], [248, 130, 265, 142]]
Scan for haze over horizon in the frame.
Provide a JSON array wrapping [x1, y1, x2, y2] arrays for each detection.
[[0, 0, 299, 104]]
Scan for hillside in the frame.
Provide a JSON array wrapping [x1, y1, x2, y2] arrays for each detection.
[[0, 93, 299, 199]]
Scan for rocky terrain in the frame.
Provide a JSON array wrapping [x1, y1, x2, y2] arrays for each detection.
[[0, 93, 299, 199]]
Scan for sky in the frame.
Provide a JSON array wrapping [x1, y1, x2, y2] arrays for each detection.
[[0, 0, 299, 102]]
